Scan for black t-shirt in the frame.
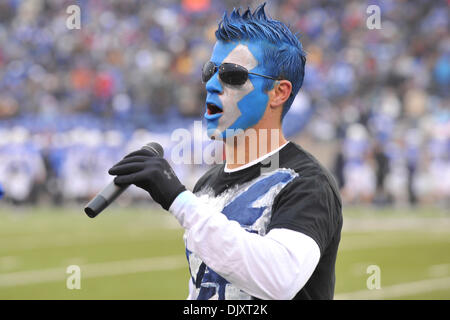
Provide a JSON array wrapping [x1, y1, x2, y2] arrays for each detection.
[[192, 141, 343, 300]]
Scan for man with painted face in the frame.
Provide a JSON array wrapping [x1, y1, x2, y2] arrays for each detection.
[[109, 4, 342, 300]]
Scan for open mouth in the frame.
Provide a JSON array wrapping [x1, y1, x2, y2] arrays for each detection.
[[207, 103, 223, 115]]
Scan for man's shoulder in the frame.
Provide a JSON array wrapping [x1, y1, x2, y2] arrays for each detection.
[[281, 142, 324, 173], [280, 142, 342, 207]]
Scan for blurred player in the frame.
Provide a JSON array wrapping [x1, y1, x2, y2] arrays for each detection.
[[109, 4, 342, 300]]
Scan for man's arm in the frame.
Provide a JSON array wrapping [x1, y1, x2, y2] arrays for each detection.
[[171, 190, 320, 300]]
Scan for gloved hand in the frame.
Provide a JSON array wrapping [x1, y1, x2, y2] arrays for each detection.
[[108, 149, 186, 210]]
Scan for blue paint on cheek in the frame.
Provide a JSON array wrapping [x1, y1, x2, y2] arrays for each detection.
[[227, 42, 272, 133], [228, 81, 269, 133]]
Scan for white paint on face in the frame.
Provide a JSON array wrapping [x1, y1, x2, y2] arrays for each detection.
[[216, 44, 258, 133]]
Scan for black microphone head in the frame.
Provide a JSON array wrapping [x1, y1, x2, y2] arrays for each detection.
[[142, 142, 164, 157]]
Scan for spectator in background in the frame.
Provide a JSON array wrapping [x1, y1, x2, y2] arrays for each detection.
[[373, 142, 390, 206], [0, 127, 46, 204], [341, 124, 376, 204], [332, 141, 345, 190]]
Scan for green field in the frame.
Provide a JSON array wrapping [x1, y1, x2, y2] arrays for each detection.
[[0, 205, 449, 300]]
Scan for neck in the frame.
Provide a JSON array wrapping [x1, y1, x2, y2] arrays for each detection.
[[224, 127, 287, 170]]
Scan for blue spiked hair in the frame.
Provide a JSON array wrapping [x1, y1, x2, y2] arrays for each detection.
[[215, 3, 306, 120]]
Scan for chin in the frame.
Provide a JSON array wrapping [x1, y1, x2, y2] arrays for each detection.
[[206, 127, 224, 141]]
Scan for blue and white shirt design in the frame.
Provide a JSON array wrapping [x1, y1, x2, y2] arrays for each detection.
[[185, 168, 298, 300]]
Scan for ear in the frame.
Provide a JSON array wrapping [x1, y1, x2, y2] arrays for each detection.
[[268, 80, 292, 109]]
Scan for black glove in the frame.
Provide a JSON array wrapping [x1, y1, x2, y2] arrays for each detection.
[[108, 149, 186, 210]]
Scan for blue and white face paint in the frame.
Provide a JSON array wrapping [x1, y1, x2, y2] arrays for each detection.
[[204, 41, 272, 139]]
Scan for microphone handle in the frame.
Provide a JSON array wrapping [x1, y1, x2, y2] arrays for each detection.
[[84, 182, 127, 218]]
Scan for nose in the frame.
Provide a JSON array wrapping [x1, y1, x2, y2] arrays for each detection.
[[205, 71, 223, 94]]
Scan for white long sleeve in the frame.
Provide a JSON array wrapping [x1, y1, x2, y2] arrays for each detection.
[[170, 190, 321, 300]]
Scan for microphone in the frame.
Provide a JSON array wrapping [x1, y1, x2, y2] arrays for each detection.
[[84, 142, 164, 218]]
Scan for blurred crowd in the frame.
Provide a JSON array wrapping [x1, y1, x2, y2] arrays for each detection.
[[0, 0, 448, 208]]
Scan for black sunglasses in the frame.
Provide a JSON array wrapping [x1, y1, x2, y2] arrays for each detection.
[[202, 61, 279, 85]]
